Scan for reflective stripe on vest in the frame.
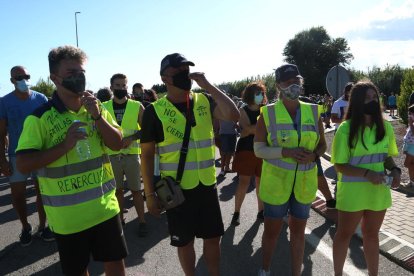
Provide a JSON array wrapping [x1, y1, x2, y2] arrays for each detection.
[[37, 155, 110, 179], [267, 103, 320, 147], [265, 158, 316, 171], [349, 153, 387, 166], [42, 178, 116, 207], [159, 159, 215, 171], [158, 139, 213, 154]]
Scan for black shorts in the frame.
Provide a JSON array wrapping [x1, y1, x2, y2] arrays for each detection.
[[54, 214, 128, 275], [166, 184, 224, 247]]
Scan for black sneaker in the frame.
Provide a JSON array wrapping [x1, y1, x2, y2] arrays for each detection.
[[257, 210, 264, 221], [138, 222, 148, 237], [19, 224, 32, 247], [326, 199, 336, 209], [231, 212, 240, 226], [37, 226, 55, 242]]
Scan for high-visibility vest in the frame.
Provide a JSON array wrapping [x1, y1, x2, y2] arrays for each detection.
[[16, 96, 119, 235], [260, 101, 320, 205], [332, 120, 393, 211], [153, 92, 216, 190], [338, 120, 388, 185], [103, 99, 141, 155]]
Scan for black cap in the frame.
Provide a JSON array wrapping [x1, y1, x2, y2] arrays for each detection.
[[344, 82, 354, 93], [160, 53, 195, 75], [275, 64, 302, 83]]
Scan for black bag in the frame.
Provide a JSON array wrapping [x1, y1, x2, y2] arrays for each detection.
[[154, 176, 185, 210], [154, 100, 193, 210]]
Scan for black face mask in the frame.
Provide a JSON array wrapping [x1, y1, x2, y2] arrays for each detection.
[[172, 70, 192, 91], [133, 93, 142, 101], [363, 100, 380, 115], [343, 94, 349, 101], [61, 72, 86, 95], [113, 89, 128, 99]]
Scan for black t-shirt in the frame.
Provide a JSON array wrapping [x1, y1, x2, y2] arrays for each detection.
[[141, 93, 216, 143], [236, 105, 260, 152], [112, 100, 128, 125]]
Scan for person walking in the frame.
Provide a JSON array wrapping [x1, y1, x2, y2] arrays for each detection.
[[141, 53, 239, 276], [16, 45, 128, 275], [331, 81, 401, 276], [254, 64, 327, 276], [0, 65, 53, 246], [231, 81, 267, 226], [102, 73, 147, 236]]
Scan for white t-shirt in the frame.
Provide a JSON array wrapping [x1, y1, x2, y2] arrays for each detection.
[[331, 97, 349, 129]]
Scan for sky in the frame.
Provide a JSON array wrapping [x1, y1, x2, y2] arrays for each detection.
[[1, 0, 414, 96]]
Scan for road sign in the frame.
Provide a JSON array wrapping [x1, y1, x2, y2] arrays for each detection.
[[326, 65, 350, 99]]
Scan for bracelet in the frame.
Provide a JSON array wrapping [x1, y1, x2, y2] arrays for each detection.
[[92, 112, 102, 121], [363, 169, 369, 177]]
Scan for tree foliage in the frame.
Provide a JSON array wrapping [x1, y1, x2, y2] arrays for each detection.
[[282, 26, 353, 94], [30, 78, 55, 98], [398, 69, 414, 125]]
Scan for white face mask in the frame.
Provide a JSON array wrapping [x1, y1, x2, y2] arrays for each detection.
[[16, 79, 30, 93], [280, 84, 301, 100]]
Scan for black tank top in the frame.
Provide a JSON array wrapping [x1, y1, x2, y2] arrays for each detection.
[[236, 105, 260, 152]]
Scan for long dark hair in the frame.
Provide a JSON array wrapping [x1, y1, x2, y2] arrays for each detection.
[[345, 81, 385, 149]]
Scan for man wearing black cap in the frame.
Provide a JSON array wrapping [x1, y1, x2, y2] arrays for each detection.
[[141, 53, 239, 275]]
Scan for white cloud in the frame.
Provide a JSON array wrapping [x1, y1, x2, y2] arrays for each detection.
[[330, 0, 414, 40]]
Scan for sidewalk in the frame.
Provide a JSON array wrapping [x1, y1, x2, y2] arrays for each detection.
[[313, 144, 414, 273]]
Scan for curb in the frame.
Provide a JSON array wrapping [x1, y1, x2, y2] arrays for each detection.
[[314, 154, 414, 273]]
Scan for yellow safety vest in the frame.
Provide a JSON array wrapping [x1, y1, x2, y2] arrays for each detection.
[[103, 99, 141, 155], [332, 120, 395, 211], [16, 93, 119, 234], [153, 92, 216, 190], [260, 101, 320, 205]]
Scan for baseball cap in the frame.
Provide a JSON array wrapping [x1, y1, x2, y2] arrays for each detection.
[[344, 82, 354, 93], [160, 53, 195, 75], [275, 64, 302, 83]]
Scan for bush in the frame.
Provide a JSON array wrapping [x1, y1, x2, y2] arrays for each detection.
[[30, 78, 55, 98], [398, 69, 414, 125]]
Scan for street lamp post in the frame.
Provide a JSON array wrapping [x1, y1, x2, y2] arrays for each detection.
[[75, 12, 81, 47]]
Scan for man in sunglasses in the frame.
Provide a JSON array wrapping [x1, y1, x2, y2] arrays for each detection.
[[0, 66, 52, 246]]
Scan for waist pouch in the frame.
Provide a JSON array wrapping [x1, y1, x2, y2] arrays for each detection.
[[154, 176, 185, 210]]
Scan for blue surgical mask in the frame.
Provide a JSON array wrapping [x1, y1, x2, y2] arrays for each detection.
[[254, 94, 264, 105], [16, 80, 30, 93], [280, 84, 301, 101]]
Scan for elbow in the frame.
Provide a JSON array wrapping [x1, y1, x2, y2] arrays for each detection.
[[16, 156, 30, 174]]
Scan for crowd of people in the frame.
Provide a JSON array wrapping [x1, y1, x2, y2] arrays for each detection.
[[0, 44, 412, 276]]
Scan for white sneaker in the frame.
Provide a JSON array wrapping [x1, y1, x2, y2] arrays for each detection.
[[258, 268, 270, 276]]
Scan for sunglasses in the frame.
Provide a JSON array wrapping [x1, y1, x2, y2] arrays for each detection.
[[14, 75, 30, 81]]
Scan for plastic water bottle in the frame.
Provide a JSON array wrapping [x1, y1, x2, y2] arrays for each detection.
[[74, 120, 91, 160]]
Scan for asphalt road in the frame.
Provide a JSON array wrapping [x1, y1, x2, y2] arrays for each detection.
[[0, 170, 412, 275]]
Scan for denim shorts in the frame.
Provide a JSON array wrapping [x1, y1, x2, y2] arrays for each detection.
[[263, 193, 311, 220], [403, 143, 414, 156], [8, 156, 37, 184]]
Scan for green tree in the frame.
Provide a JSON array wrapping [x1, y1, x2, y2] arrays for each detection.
[[31, 77, 55, 98], [366, 65, 405, 96], [398, 69, 414, 125], [151, 83, 167, 94], [283, 26, 353, 94]]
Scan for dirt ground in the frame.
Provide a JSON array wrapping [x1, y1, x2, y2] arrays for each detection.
[[324, 120, 409, 183]]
